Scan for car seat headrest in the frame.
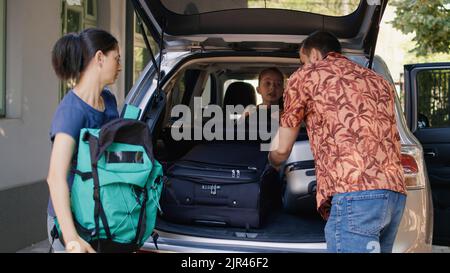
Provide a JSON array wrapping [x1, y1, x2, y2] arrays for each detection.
[[224, 82, 257, 110]]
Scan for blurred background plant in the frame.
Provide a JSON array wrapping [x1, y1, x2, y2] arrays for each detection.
[[391, 0, 449, 57]]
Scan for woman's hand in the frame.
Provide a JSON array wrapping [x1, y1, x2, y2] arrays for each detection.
[[65, 234, 96, 253]]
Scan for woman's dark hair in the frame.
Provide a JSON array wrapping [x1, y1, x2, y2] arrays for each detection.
[[52, 28, 118, 81], [301, 31, 342, 57]]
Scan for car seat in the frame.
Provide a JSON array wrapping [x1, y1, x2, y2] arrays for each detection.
[[223, 82, 257, 110]]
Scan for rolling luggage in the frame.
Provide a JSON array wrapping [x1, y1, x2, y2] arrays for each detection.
[[160, 143, 280, 228], [283, 140, 317, 214]]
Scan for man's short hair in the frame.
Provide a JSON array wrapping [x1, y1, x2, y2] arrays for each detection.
[[301, 31, 342, 56]]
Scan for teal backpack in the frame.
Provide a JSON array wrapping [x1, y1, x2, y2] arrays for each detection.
[[53, 105, 164, 253]]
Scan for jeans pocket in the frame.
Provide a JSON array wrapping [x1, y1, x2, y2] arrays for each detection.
[[347, 193, 388, 236]]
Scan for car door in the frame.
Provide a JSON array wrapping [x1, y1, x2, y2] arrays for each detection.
[[404, 63, 450, 246]]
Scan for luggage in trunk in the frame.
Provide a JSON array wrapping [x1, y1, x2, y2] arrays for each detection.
[[283, 140, 317, 214], [160, 143, 281, 228]]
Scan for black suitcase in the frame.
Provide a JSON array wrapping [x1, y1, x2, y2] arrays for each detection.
[[160, 143, 280, 228]]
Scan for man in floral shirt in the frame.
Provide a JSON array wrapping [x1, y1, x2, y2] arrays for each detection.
[[269, 31, 406, 253]]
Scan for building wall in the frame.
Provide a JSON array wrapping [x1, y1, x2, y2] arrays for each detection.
[[375, 4, 412, 84], [0, 0, 127, 252], [98, 0, 127, 109], [0, 0, 60, 191]]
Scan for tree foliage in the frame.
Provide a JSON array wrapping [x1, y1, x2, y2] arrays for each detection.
[[391, 0, 450, 56], [248, 0, 359, 16]]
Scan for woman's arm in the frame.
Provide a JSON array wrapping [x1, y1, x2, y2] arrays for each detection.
[[47, 133, 95, 253]]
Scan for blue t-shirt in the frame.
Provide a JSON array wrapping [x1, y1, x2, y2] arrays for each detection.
[[48, 89, 119, 217]]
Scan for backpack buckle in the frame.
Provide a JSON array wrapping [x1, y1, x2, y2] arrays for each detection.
[[82, 132, 90, 142]]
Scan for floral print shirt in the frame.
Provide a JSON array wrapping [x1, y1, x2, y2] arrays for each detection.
[[281, 53, 406, 220]]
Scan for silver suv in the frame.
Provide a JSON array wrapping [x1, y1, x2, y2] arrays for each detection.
[[125, 0, 446, 253]]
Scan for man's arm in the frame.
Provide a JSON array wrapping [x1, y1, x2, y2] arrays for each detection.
[[268, 126, 301, 171], [270, 69, 306, 171]]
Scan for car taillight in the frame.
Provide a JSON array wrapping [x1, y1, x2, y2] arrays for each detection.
[[401, 154, 418, 174], [401, 145, 426, 190]]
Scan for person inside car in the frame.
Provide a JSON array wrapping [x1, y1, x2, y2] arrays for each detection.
[[268, 31, 407, 253], [236, 68, 286, 209], [239, 67, 285, 122]]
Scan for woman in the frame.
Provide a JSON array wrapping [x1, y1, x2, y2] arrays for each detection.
[[46, 28, 122, 253]]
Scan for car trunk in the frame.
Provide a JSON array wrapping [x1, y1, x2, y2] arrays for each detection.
[[155, 141, 326, 243], [142, 55, 329, 243], [156, 207, 326, 243]]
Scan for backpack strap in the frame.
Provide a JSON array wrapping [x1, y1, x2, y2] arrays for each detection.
[[133, 176, 164, 245], [71, 169, 93, 181], [121, 104, 142, 120], [133, 187, 148, 245], [85, 132, 113, 251]]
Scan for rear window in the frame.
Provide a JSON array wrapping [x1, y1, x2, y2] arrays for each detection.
[[162, 0, 361, 17], [224, 79, 262, 105]]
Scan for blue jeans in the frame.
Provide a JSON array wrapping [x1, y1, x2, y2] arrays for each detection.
[[325, 190, 406, 253]]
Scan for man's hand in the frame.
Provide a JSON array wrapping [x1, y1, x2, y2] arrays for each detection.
[[268, 154, 282, 172], [268, 126, 301, 171]]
